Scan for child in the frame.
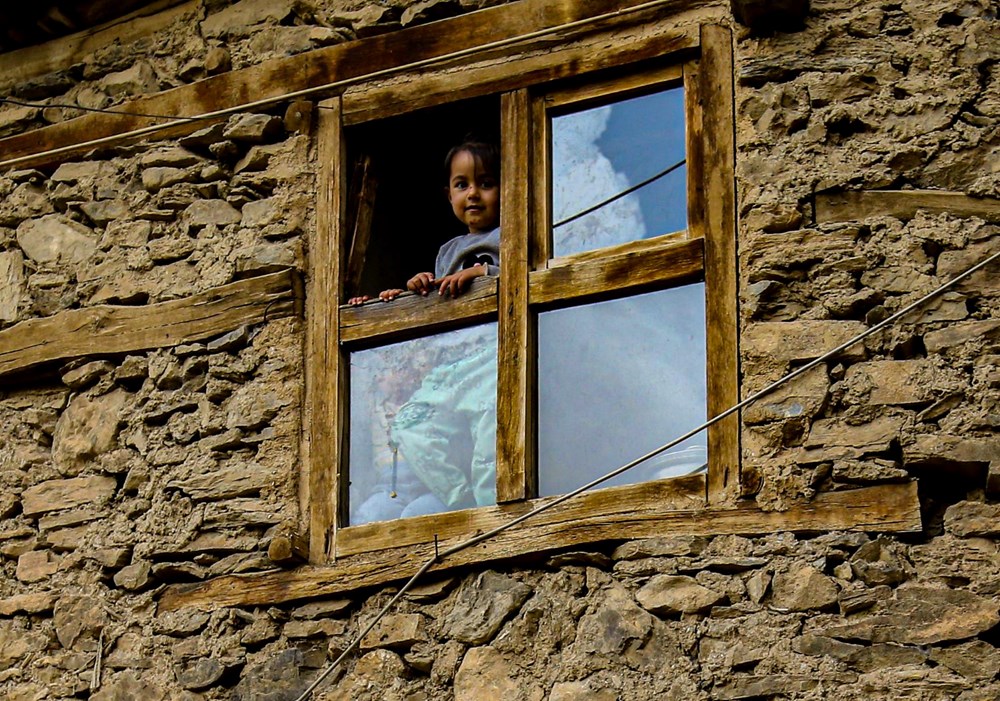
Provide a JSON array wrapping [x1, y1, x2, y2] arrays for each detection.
[[350, 139, 500, 519], [349, 139, 500, 304]]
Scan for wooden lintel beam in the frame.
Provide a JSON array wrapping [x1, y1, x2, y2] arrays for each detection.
[[815, 190, 1000, 224], [0, 269, 300, 380], [158, 481, 921, 611], [0, 0, 712, 171]]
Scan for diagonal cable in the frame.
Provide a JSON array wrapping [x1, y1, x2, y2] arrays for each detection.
[[553, 157, 685, 228], [0, 96, 202, 122]]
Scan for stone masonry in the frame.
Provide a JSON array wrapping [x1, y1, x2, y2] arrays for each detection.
[[0, 0, 999, 699]]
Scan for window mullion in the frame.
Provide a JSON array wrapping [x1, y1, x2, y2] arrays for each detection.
[[497, 89, 536, 503]]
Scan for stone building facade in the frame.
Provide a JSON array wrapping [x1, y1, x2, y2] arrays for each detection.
[[0, 0, 998, 699]]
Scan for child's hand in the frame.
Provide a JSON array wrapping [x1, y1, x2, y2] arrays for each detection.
[[406, 272, 435, 296], [378, 288, 405, 302], [436, 264, 485, 297], [348, 295, 371, 306]]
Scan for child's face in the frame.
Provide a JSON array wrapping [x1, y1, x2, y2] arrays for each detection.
[[447, 150, 499, 234]]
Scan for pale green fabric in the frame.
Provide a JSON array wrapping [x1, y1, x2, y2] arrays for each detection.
[[391, 337, 497, 509]]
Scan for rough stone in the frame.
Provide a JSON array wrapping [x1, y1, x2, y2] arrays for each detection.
[[441, 571, 532, 645], [820, 586, 1000, 645], [575, 582, 653, 655], [91, 671, 167, 701], [849, 538, 911, 586], [904, 434, 1000, 469], [0, 250, 25, 322], [548, 680, 618, 701], [800, 416, 905, 463], [53, 593, 107, 649], [99, 61, 160, 97], [743, 362, 829, 424], [113, 561, 153, 591], [743, 320, 867, 374], [223, 114, 284, 143], [770, 566, 839, 611], [925, 320, 1000, 354], [231, 649, 308, 701], [201, 0, 296, 38], [360, 613, 425, 650], [61, 360, 115, 390], [51, 390, 128, 474], [182, 199, 241, 228], [167, 462, 274, 501], [80, 199, 129, 226], [930, 640, 1000, 681], [22, 475, 118, 516], [454, 646, 541, 701], [845, 359, 933, 406], [16, 214, 96, 265], [944, 501, 1000, 537], [0, 592, 57, 616], [636, 574, 726, 615], [142, 167, 196, 192], [613, 536, 709, 560], [176, 658, 226, 690]]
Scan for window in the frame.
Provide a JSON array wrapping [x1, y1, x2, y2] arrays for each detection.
[[306, 12, 738, 563]]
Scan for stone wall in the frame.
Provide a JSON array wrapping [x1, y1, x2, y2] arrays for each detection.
[[1, 0, 999, 699]]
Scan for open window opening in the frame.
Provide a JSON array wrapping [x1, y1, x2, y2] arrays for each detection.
[[344, 95, 501, 301]]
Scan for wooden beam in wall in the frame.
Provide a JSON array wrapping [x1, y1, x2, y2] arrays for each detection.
[[158, 481, 922, 611], [305, 97, 345, 563], [0, 270, 299, 380], [0, 0, 717, 170], [699, 24, 741, 505], [497, 89, 534, 503], [815, 190, 1000, 224]]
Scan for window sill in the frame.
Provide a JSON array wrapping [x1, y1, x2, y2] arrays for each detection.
[[159, 482, 921, 612]]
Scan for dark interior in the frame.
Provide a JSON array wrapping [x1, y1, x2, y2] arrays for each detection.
[[345, 95, 501, 300]]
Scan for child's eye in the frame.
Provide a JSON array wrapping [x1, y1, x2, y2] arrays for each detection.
[[479, 178, 497, 189]]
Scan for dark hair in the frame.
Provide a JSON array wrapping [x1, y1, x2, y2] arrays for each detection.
[[443, 138, 499, 184]]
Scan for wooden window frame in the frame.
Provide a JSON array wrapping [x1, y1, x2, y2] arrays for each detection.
[[307, 13, 741, 564]]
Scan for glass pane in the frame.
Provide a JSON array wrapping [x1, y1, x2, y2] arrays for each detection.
[[537, 285, 706, 496], [551, 85, 686, 258], [349, 324, 498, 525]]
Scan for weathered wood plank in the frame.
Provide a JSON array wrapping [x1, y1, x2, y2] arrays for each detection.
[[338, 277, 499, 346], [699, 24, 741, 505], [342, 21, 701, 125], [541, 63, 684, 111], [529, 236, 704, 307], [0, 270, 297, 380], [0, 0, 715, 170], [305, 98, 344, 562], [337, 474, 706, 557], [497, 89, 534, 504], [159, 482, 921, 611], [684, 59, 706, 241], [0, 0, 194, 92], [815, 190, 1000, 224]]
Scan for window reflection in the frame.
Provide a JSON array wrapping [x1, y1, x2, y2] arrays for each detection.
[[551, 85, 686, 258], [349, 324, 498, 525], [537, 285, 706, 496]]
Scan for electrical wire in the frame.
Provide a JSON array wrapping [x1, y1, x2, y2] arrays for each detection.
[[0, 96, 202, 122], [293, 246, 1000, 701], [553, 158, 686, 228], [0, 0, 689, 170]]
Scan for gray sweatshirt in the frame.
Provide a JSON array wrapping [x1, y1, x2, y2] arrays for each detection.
[[434, 227, 500, 278]]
